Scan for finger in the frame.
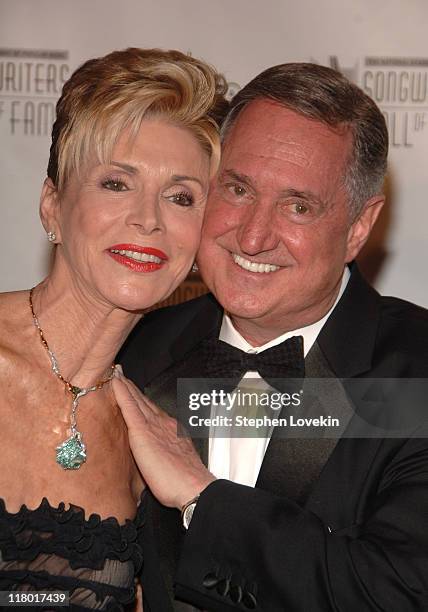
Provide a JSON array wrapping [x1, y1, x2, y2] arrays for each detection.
[[136, 391, 163, 416], [114, 368, 152, 409], [112, 376, 149, 426], [120, 375, 161, 416]]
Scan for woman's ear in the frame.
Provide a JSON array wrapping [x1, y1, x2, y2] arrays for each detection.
[[39, 178, 61, 243]]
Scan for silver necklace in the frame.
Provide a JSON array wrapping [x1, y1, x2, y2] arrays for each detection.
[[29, 288, 115, 470]]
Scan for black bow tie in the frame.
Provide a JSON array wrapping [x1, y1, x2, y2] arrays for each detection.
[[203, 335, 305, 391]]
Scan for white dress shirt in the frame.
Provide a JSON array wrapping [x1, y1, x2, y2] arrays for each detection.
[[208, 268, 350, 487]]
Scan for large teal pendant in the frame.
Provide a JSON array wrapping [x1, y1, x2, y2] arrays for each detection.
[[56, 432, 86, 470]]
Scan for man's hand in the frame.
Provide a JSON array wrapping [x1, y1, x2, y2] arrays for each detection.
[[112, 370, 216, 509]]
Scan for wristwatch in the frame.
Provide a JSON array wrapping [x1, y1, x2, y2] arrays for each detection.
[[181, 495, 200, 529]]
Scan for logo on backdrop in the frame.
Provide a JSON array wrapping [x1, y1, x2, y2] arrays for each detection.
[[0, 48, 70, 137], [320, 55, 428, 148]]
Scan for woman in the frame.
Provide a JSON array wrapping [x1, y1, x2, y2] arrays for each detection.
[[0, 47, 226, 610]]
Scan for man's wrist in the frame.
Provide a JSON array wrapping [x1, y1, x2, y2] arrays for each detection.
[[177, 474, 216, 512]]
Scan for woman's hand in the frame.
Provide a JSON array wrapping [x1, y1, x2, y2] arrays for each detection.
[[112, 370, 215, 510]]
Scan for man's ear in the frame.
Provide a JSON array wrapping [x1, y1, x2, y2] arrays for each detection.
[[345, 195, 385, 262], [39, 178, 61, 243]]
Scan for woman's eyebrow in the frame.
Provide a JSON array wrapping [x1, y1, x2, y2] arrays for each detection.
[[110, 161, 138, 174], [108, 164, 204, 188], [171, 174, 205, 188]]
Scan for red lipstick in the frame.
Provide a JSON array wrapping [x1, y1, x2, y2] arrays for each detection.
[[106, 243, 168, 273]]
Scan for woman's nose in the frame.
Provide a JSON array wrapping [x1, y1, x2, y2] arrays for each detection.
[[126, 195, 164, 234]]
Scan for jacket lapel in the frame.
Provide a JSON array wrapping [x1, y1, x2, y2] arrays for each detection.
[[255, 342, 354, 503], [316, 264, 380, 378]]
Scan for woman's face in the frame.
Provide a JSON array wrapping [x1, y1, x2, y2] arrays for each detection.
[[44, 119, 210, 311]]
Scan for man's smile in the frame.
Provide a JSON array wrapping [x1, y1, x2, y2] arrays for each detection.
[[231, 252, 281, 273]]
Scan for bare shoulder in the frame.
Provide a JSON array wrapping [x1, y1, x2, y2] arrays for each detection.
[[0, 289, 34, 365], [0, 289, 30, 316]]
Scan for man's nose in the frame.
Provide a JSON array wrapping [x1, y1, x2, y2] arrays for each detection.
[[236, 200, 279, 255], [126, 195, 164, 235]]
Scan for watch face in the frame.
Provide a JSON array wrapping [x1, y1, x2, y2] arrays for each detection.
[[183, 502, 196, 529]]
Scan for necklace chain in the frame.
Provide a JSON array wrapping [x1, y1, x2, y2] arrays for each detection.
[[29, 287, 115, 396], [29, 287, 115, 469]]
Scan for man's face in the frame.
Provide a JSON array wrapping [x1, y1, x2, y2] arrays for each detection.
[[197, 99, 379, 340]]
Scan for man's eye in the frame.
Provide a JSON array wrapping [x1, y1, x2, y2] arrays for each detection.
[[228, 184, 247, 198], [102, 178, 128, 192], [168, 191, 194, 207], [292, 202, 309, 215], [280, 199, 318, 224]]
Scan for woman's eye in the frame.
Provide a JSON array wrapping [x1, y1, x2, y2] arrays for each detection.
[[102, 178, 128, 192], [168, 191, 194, 207]]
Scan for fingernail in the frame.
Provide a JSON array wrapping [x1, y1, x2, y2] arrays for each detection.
[[114, 364, 124, 377]]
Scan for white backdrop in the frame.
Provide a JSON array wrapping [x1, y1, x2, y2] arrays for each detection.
[[1, 0, 427, 306]]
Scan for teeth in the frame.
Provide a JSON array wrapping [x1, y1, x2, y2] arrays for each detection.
[[232, 253, 280, 273], [110, 249, 162, 263]]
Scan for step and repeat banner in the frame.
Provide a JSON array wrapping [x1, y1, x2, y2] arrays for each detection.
[[1, 0, 427, 307]]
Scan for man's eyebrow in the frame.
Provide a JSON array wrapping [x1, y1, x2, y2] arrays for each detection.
[[278, 188, 325, 205], [219, 172, 326, 206], [219, 169, 254, 186]]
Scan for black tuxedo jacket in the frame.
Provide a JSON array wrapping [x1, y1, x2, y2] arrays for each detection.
[[120, 266, 428, 612]]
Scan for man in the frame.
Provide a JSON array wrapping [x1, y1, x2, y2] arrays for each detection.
[[117, 63, 428, 611]]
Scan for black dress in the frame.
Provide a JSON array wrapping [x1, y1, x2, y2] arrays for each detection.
[[0, 495, 145, 611]]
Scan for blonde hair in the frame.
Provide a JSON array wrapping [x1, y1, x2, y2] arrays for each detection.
[[47, 48, 228, 191]]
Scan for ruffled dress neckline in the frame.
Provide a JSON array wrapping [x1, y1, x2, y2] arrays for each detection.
[[0, 494, 145, 610]]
